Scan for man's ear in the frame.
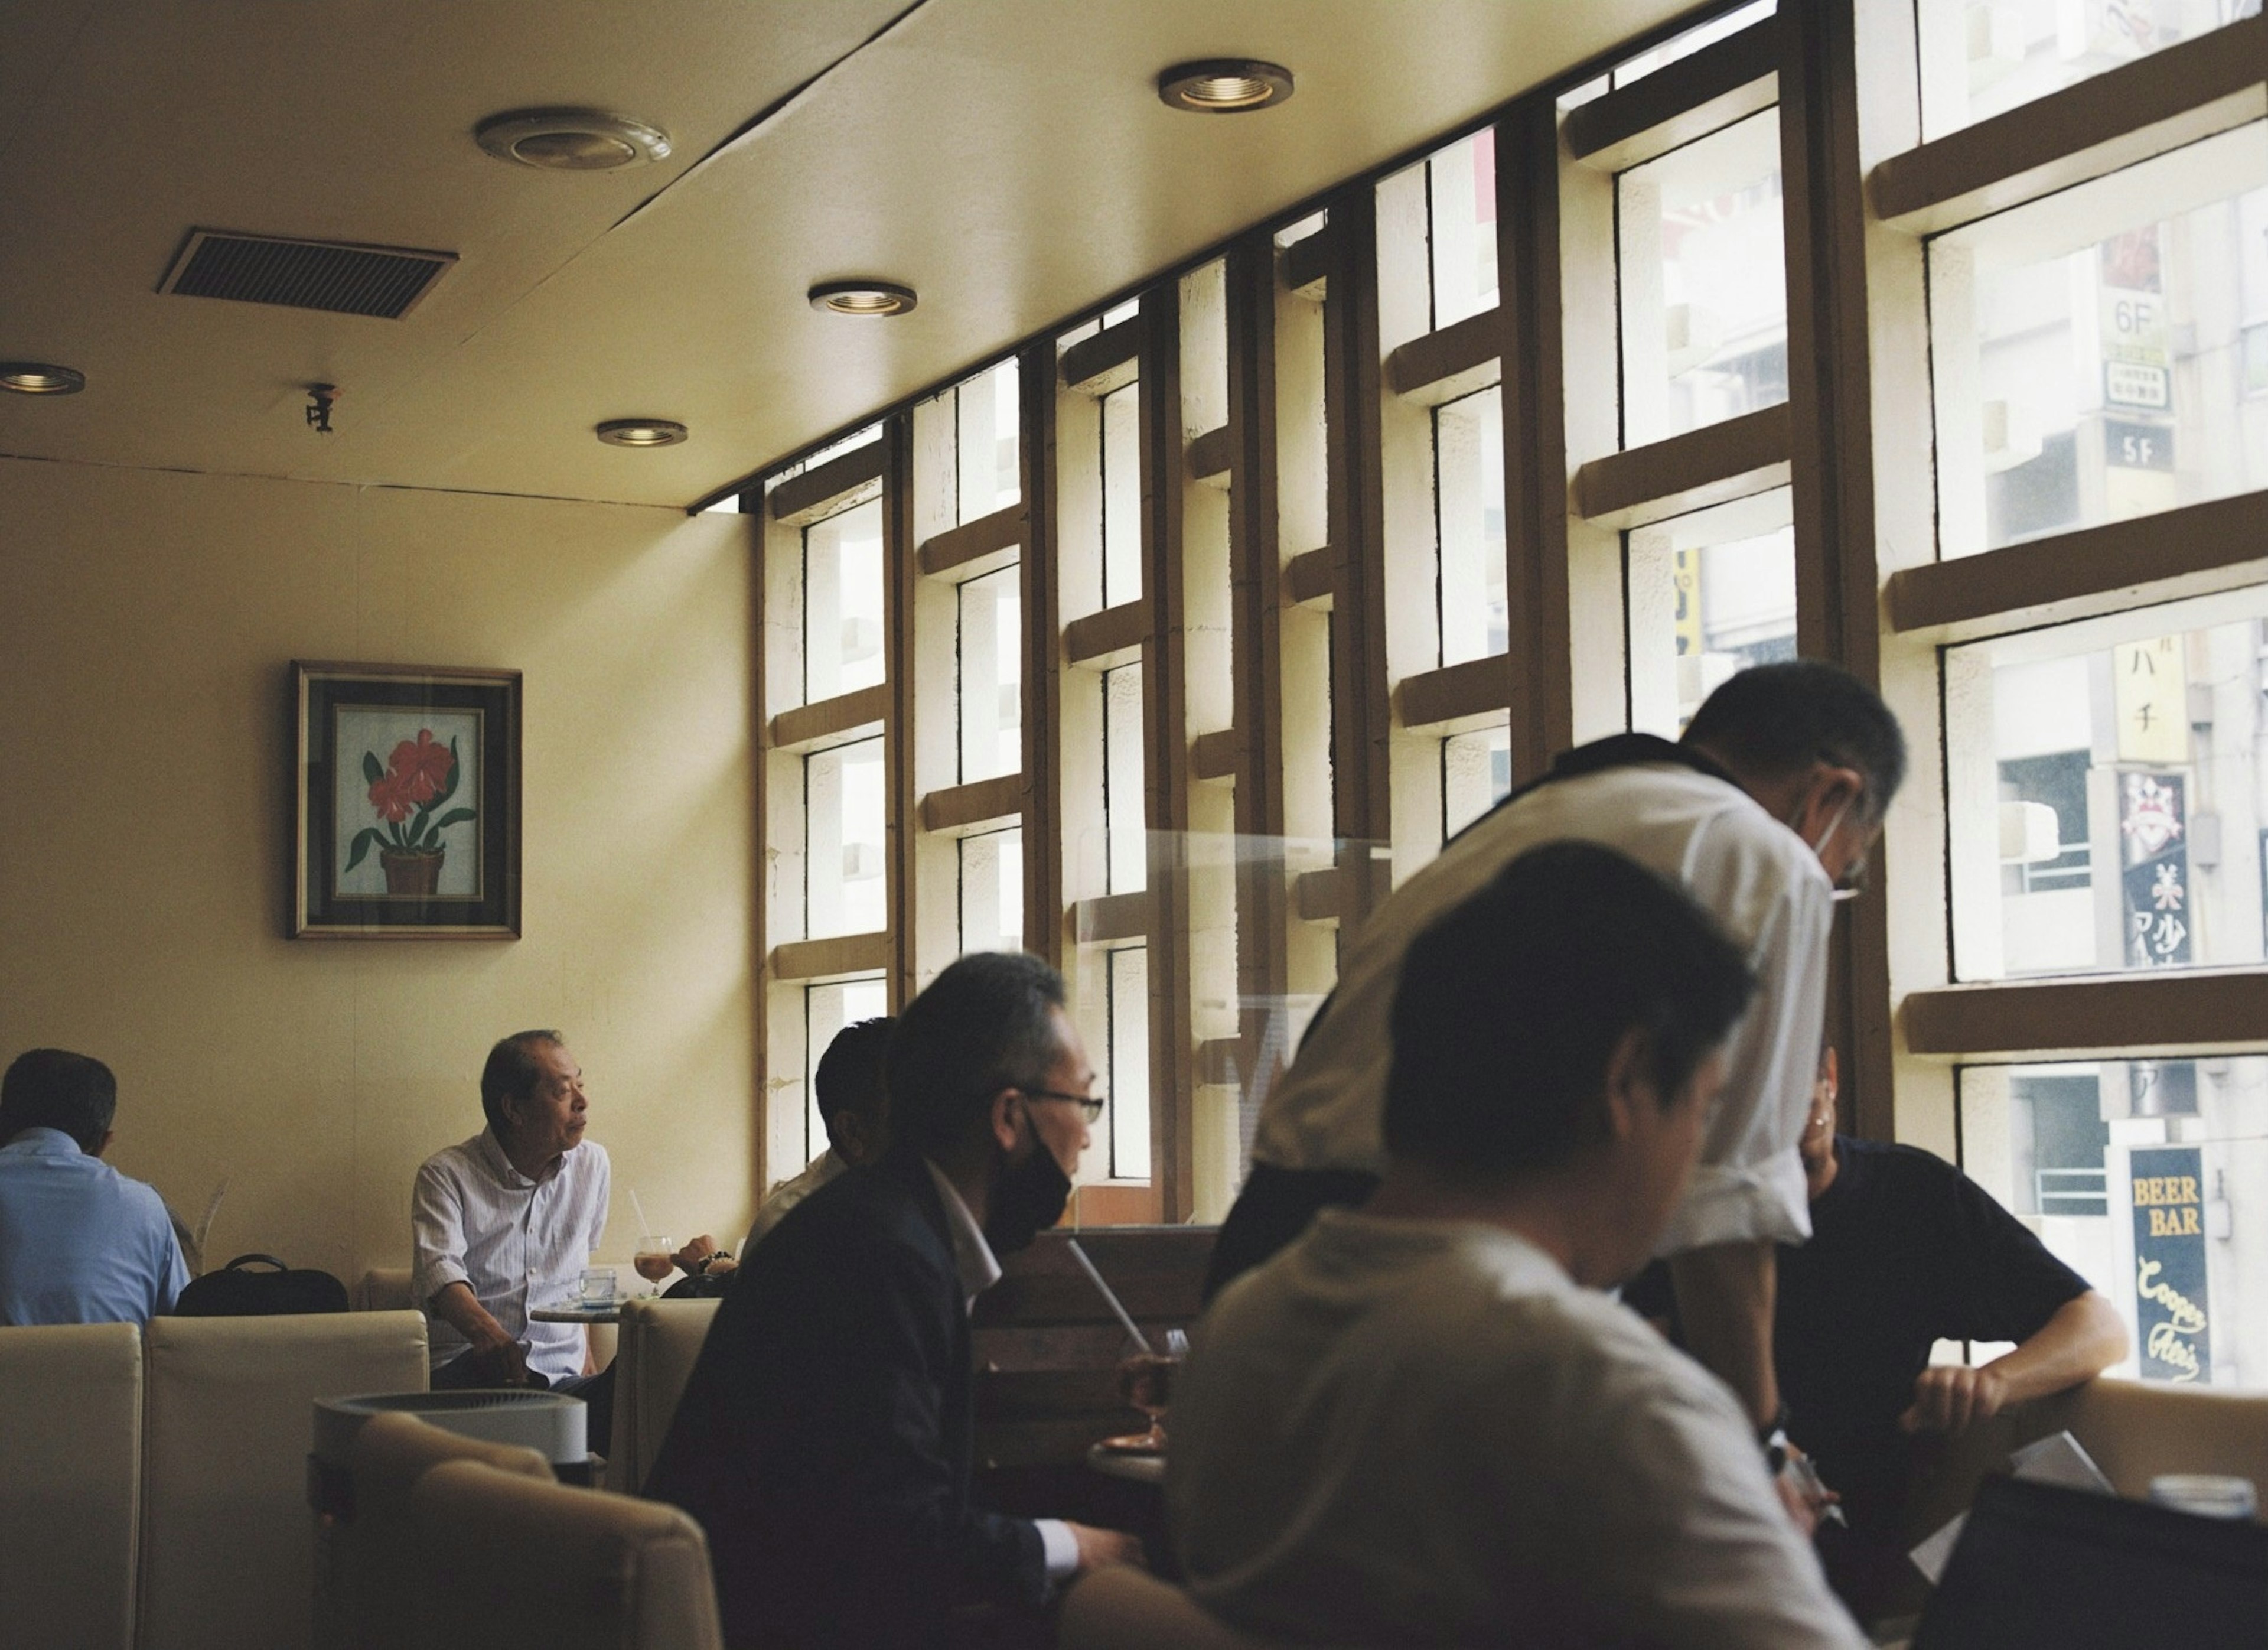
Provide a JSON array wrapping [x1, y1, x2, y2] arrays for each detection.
[[1805, 764, 1866, 836], [988, 1089, 1024, 1154], [1598, 1027, 1653, 1144]]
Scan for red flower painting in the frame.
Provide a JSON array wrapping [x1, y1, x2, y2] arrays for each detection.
[[344, 727, 477, 874]]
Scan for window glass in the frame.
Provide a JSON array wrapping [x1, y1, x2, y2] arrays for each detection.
[[1104, 663, 1146, 894], [1932, 125, 2268, 558], [1920, 0, 2257, 138], [1618, 109, 1788, 447], [802, 498, 885, 701], [956, 358, 1020, 523], [804, 976, 887, 1166], [1435, 387, 1508, 666], [1947, 582, 2268, 981], [958, 564, 1021, 783], [805, 737, 886, 939], [1625, 488, 1797, 737], [1961, 1055, 2268, 1390], [1102, 382, 1143, 604], [958, 827, 1024, 955], [1428, 129, 1499, 329], [1443, 724, 1513, 838], [1107, 945, 1152, 1180]]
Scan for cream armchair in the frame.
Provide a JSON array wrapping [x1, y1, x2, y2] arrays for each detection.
[[412, 1459, 723, 1650], [317, 1409, 555, 1650], [611, 1296, 722, 1493], [0, 1322, 144, 1650], [138, 1309, 428, 1650]]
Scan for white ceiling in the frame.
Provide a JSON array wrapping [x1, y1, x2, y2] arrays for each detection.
[[0, 0, 1697, 509]]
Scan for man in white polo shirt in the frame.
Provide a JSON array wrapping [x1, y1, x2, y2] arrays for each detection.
[[1206, 660, 1905, 1444], [412, 1029, 612, 1437]]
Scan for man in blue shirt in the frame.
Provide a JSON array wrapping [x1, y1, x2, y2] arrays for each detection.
[[0, 1049, 187, 1325]]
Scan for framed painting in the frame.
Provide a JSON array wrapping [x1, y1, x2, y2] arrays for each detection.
[[293, 662, 521, 938]]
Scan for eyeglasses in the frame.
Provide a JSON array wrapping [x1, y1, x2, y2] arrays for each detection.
[[1022, 1088, 1106, 1123]]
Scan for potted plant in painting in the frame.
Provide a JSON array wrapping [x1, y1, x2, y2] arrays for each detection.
[[346, 730, 475, 896]]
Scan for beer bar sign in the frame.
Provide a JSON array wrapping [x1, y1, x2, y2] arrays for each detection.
[[2130, 1147, 2211, 1384]]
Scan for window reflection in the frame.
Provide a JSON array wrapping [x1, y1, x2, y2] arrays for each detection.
[[805, 737, 886, 939], [803, 499, 885, 701], [1618, 110, 1788, 446], [1961, 1055, 2267, 1388]]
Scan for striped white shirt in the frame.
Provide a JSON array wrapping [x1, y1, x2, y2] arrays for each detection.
[[411, 1128, 610, 1383]]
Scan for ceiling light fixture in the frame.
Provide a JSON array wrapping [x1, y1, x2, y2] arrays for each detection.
[[595, 418, 689, 448], [476, 109, 672, 171], [1157, 60, 1294, 113], [0, 361, 86, 395], [807, 281, 918, 317]]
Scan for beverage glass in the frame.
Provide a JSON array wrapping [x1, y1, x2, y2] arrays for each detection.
[[577, 1267, 617, 1308], [1115, 1327, 1189, 1450], [633, 1236, 675, 1296]]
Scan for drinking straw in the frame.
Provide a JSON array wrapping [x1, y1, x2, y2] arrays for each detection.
[[629, 1188, 652, 1236], [1065, 1239, 1153, 1355]]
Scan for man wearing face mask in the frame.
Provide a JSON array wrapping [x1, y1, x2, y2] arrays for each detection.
[[1205, 660, 1906, 1463], [643, 952, 1142, 1650]]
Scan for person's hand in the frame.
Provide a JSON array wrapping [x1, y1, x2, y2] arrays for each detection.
[[1771, 1441, 1840, 1539], [1065, 1523, 1147, 1575], [1900, 1363, 2008, 1436], [673, 1235, 718, 1273], [470, 1328, 530, 1387]]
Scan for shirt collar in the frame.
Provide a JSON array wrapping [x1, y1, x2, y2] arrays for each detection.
[[474, 1126, 563, 1191], [923, 1158, 1003, 1307], [1, 1126, 86, 1158]]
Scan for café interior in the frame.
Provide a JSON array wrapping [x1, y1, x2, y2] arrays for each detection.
[[9, 0, 2268, 1645]]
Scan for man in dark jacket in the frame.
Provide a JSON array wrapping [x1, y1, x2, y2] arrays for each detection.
[[645, 952, 1140, 1648]]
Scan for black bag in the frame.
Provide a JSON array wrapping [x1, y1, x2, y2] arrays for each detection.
[[173, 1252, 348, 1317]]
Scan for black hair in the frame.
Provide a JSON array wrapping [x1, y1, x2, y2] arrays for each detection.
[[1383, 842, 1756, 1178], [1680, 659, 1907, 821], [885, 953, 1067, 1157], [1, 1049, 119, 1153], [480, 1030, 564, 1134], [815, 1017, 894, 1131]]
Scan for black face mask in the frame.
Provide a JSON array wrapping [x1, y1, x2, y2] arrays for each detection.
[[984, 1140, 1072, 1256]]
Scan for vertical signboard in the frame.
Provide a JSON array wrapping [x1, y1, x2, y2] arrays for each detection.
[[2097, 226, 2178, 519], [2117, 770, 2191, 967], [2130, 1145, 2211, 1384]]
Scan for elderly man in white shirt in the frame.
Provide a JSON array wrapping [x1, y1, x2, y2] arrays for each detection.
[[412, 1030, 612, 1436], [1170, 843, 1868, 1648], [1206, 660, 1905, 1447]]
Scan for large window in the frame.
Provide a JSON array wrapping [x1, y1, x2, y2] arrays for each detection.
[[735, 0, 2268, 1309]]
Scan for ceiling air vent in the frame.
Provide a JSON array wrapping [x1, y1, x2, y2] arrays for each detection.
[[158, 229, 456, 320]]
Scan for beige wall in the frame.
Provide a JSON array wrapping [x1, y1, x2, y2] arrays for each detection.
[[0, 456, 755, 1284]]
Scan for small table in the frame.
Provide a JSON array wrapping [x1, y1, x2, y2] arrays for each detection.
[[531, 1301, 625, 1324], [1086, 1441, 1165, 1486]]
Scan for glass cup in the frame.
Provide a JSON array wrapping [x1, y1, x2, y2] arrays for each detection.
[[633, 1236, 675, 1296], [2150, 1475, 2258, 1521], [1115, 1327, 1188, 1450], [577, 1267, 617, 1308]]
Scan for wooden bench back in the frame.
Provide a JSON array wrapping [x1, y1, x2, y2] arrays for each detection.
[[973, 1226, 1216, 1470]]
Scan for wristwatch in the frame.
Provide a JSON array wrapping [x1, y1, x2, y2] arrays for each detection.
[[1759, 1403, 1793, 1472], [689, 1249, 732, 1276]]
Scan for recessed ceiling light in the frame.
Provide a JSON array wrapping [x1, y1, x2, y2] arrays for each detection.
[[1158, 60, 1294, 113], [477, 109, 672, 171], [595, 418, 688, 448], [808, 281, 918, 317], [0, 362, 85, 395]]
